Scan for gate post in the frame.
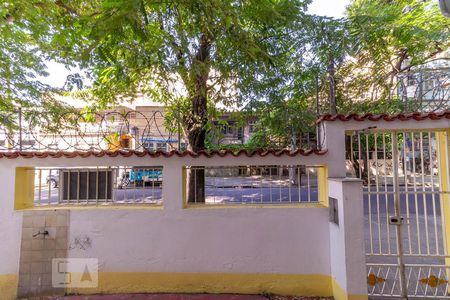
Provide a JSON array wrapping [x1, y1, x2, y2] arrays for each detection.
[[162, 160, 184, 211], [328, 178, 368, 300], [437, 130, 450, 276]]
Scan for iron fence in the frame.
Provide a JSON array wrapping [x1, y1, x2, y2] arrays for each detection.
[[184, 165, 321, 205], [347, 129, 450, 298], [33, 166, 163, 206]]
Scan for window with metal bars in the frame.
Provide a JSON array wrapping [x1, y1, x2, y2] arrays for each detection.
[[33, 166, 163, 206], [184, 165, 322, 205]]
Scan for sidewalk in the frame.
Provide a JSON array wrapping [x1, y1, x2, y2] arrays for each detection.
[[205, 176, 318, 188]]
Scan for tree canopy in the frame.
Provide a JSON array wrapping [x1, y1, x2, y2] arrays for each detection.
[[29, 0, 310, 149], [3, 0, 449, 202], [1, 0, 449, 146], [0, 1, 53, 111], [342, 0, 450, 107]]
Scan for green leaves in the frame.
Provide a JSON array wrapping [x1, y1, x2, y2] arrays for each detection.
[[347, 0, 450, 90], [1, 0, 449, 147], [32, 0, 311, 138]]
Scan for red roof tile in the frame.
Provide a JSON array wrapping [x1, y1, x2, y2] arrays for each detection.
[[316, 111, 450, 124], [0, 149, 327, 159]]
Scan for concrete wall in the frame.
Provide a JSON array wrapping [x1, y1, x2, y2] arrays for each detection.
[[1, 116, 447, 300], [69, 208, 330, 274], [67, 206, 331, 294], [328, 178, 367, 300], [0, 153, 354, 299], [0, 165, 22, 299]]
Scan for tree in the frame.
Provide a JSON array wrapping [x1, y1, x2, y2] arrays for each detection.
[[0, 2, 56, 113], [242, 99, 316, 149], [4, 0, 448, 201], [246, 0, 449, 156], [5, 0, 310, 202], [342, 0, 450, 108], [240, 15, 352, 144], [307, 16, 351, 114], [0, 1, 86, 143]]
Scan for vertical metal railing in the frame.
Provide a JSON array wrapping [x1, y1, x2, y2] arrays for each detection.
[[392, 132, 408, 298], [350, 130, 450, 298], [184, 165, 322, 205], [33, 166, 163, 206]]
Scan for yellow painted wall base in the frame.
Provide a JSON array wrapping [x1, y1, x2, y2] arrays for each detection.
[[67, 272, 331, 296], [332, 278, 368, 300], [66, 272, 366, 299], [0, 274, 18, 300]]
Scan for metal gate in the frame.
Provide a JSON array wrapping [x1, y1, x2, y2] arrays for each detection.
[[347, 129, 450, 298]]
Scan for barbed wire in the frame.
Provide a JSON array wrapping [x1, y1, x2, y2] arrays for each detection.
[[1, 69, 448, 153], [0, 108, 320, 152], [0, 109, 183, 152]]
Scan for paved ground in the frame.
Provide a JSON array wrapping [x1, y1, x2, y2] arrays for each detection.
[[43, 295, 332, 300], [33, 176, 320, 204]]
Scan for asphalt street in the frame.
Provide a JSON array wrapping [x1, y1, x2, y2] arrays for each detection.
[[33, 179, 320, 204]]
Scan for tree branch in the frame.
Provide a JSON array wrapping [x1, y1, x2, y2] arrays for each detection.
[[53, 1, 100, 17], [54, 0, 80, 16]]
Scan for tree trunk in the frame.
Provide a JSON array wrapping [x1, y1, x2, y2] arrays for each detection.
[[186, 120, 206, 203], [186, 33, 211, 203]]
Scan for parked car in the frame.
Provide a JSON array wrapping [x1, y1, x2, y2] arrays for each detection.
[[118, 167, 162, 188]]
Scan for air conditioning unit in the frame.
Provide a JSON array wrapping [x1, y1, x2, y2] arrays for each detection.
[[60, 169, 113, 201]]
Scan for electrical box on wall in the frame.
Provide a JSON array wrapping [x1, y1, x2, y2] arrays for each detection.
[[329, 197, 339, 225]]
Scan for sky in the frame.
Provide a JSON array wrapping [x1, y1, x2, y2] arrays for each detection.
[[308, 0, 351, 18], [42, 0, 352, 88]]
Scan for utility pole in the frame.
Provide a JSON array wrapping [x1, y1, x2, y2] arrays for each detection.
[[328, 55, 337, 115], [439, 0, 450, 17], [177, 106, 181, 150], [18, 107, 23, 151], [315, 76, 321, 150], [289, 107, 297, 185]]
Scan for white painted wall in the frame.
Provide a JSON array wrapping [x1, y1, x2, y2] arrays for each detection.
[[1, 116, 449, 298], [0, 153, 334, 280], [0, 165, 22, 275], [328, 178, 366, 296], [68, 207, 331, 275]]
